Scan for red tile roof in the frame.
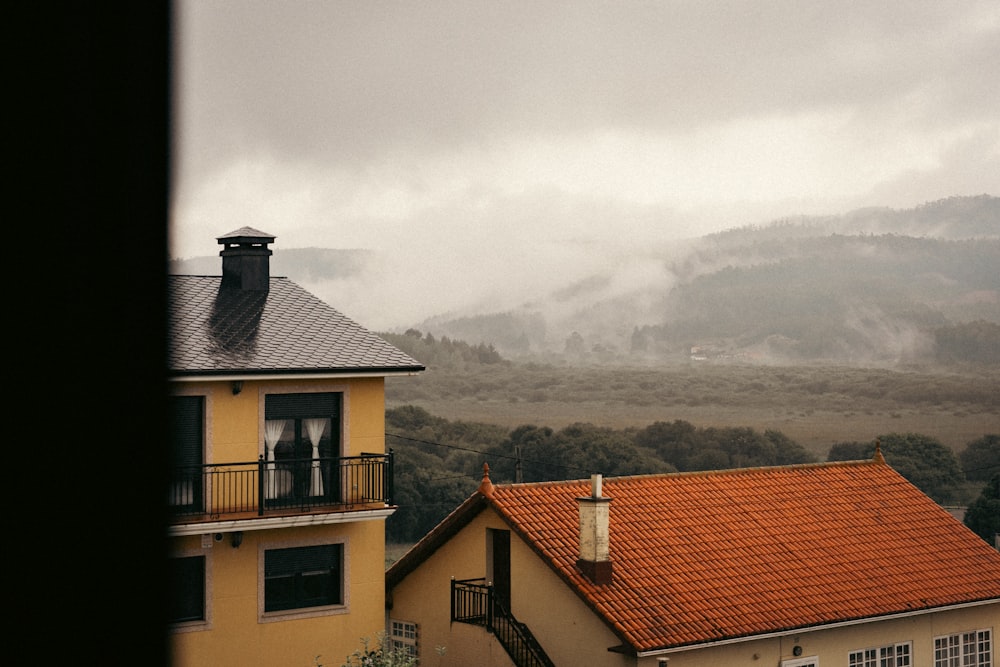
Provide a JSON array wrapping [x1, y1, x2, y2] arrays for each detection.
[[480, 459, 1000, 652]]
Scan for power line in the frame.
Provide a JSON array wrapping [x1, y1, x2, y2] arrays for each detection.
[[386, 431, 597, 475]]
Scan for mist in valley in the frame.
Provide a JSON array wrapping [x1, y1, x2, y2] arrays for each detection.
[[173, 196, 1000, 368]]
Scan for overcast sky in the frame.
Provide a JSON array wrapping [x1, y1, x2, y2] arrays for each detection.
[[170, 1, 1000, 328]]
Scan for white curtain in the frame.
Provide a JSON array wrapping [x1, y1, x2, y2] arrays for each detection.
[[264, 419, 286, 499], [305, 418, 327, 496]]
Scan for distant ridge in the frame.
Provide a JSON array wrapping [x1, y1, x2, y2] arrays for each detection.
[[415, 196, 1000, 363], [169, 247, 373, 281], [167, 196, 999, 365]]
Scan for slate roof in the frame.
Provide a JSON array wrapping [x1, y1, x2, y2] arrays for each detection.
[[168, 275, 424, 376], [388, 458, 1000, 653]]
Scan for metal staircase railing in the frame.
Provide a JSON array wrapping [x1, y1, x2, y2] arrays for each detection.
[[451, 578, 555, 667]]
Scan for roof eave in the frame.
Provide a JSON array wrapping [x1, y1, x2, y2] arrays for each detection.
[[386, 493, 490, 591], [169, 366, 425, 382], [634, 597, 1000, 656]]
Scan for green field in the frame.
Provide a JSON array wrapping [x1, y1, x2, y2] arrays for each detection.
[[386, 361, 1000, 458]]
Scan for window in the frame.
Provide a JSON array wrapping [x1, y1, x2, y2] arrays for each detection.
[[264, 544, 343, 612], [264, 393, 341, 504], [169, 396, 204, 510], [780, 657, 817, 667], [168, 556, 205, 623], [390, 620, 418, 658], [850, 642, 911, 667], [935, 629, 992, 667]]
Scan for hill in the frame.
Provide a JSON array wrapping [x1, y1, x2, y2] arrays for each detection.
[[169, 246, 373, 281], [416, 196, 1000, 364], [169, 196, 999, 366]]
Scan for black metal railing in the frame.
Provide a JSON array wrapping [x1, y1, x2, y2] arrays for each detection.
[[451, 578, 492, 626], [451, 578, 555, 667], [169, 452, 394, 520]]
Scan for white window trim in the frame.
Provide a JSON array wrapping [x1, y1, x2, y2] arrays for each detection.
[[257, 534, 350, 623], [781, 657, 818, 667], [390, 619, 418, 658], [934, 629, 992, 667], [849, 641, 912, 667]]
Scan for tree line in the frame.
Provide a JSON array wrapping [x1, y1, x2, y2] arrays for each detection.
[[385, 405, 999, 547]]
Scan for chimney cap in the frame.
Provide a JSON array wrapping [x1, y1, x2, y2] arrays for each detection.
[[217, 227, 276, 246]]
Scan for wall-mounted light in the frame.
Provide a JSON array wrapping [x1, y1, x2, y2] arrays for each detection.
[[231, 380, 243, 395], [657, 659, 669, 667], [231, 531, 243, 548], [793, 646, 803, 657]]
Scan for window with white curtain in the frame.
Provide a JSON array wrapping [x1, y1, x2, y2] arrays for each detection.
[[264, 393, 341, 503]]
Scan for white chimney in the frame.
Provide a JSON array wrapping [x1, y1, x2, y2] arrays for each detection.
[[577, 474, 612, 585]]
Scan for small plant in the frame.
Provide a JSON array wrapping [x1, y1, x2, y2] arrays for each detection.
[[341, 633, 418, 667]]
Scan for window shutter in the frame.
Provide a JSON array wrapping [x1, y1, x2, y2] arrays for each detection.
[[266, 393, 339, 419], [265, 544, 340, 576], [170, 396, 204, 467]]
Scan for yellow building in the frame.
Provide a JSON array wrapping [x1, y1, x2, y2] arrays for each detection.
[[387, 456, 1000, 666], [168, 228, 423, 666]]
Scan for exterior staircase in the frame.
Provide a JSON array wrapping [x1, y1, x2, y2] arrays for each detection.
[[451, 578, 555, 667]]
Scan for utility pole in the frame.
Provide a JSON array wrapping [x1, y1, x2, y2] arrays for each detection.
[[514, 443, 523, 483]]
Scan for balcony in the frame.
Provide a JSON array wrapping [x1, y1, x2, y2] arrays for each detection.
[[168, 452, 394, 531]]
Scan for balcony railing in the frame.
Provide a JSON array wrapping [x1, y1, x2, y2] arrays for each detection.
[[450, 578, 555, 667], [451, 578, 492, 627], [168, 452, 394, 521]]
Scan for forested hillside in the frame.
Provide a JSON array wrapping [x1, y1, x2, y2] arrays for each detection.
[[417, 196, 1000, 364], [169, 196, 999, 367]]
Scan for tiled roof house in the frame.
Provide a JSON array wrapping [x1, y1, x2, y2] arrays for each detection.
[[168, 228, 423, 666], [386, 453, 1000, 667]]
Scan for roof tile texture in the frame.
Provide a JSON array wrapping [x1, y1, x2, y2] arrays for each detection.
[[488, 461, 1000, 651], [168, 275, 423, 374]]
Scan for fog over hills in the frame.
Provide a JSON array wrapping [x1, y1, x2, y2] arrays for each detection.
[[170, 195, 999, 365]]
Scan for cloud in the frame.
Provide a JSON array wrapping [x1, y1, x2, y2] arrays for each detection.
[[172, 0, 1000, 327], [175, 1, 1000, 171]]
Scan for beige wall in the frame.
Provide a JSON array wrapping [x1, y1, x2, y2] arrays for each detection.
[[389, 504, 999, 667], [388, 507, 629, 667], [638, 603, 999, 667], [169, 376, 390, 666]]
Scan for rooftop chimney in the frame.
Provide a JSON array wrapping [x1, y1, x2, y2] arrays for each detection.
[[577, 474, 612, 585], [217, 227, 275, 291]]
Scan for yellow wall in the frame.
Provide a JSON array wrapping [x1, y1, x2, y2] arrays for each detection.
[[171, 521, 387, 667], [172, 376, 386, 463], [169, 376, 391, 667], [389, 504, 1000, 667]]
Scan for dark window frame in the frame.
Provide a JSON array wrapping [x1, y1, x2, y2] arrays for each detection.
[[168, 555, 206, 624], [264, 543, 344, 613], [264, 392, 342, 503], [169, 395, 205, 510]]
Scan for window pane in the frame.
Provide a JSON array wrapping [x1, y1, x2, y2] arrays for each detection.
[[168, 556, 204, 622], [265, 545, 342, 612]]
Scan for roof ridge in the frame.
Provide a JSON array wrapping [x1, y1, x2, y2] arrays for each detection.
[[491, 458, 880, 490]]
